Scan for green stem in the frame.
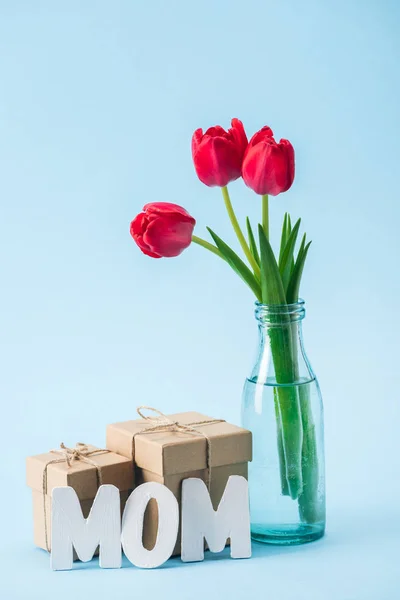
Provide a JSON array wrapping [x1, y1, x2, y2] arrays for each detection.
[[289, 322, 323, 524], [221, 186, 261, 279], [270, 324, 303, 500], [273, 387, 290, 496], [298, 384, 324, 523], [262, 194, 269, 240], [192, 235, 224, 259]]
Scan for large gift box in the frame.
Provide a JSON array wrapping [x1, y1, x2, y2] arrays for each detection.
[[26, 443, 133, 553], [106, 410, 252, 555]]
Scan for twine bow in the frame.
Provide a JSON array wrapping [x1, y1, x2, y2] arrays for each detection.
[[134, 406, 225, 489], [42, 442, 111, 552]]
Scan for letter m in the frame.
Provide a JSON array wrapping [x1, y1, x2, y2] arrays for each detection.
[[51, 484, 121, 570], [181, 476, 251, 562]]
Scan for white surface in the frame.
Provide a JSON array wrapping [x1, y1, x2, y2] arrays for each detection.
[[2, 505, 398, 600]]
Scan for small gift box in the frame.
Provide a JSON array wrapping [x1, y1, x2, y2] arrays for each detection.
[[26, 443, 133, 553], [106, 408, 252, 555]]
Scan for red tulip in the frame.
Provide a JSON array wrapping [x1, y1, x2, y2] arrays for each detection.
[[191, 118, 248, 187], [130, 203, 196, 258], [242, 126, 295, 196]]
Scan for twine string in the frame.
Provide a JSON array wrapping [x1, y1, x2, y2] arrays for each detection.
[[42, 443, 110, 552], [41, 410, 225, 553], [134, 406, 225, 491]]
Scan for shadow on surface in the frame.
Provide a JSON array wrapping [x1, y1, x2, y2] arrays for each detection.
[[23, 506, 400, 572], [55, 539, 324, 571]]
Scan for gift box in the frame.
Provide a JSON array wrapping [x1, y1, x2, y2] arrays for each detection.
[[26, 443, 133, 554], [106, 410, 252, 555]]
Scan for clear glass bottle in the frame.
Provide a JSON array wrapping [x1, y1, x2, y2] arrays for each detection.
[[241, 300, 325, 545]]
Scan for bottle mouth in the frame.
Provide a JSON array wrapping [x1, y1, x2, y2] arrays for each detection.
[[255, 299, 305, 324]]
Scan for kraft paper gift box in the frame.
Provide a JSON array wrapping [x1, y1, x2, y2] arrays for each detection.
[[26, 443, 133, 555], [106, 410, 252, 555]]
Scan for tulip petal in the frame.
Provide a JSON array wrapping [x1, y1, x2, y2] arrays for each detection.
[[192, 119, 248, 187], [230, 118, 248, 156], [131, 204, 196, 259], [279, 139, 295, 192], [143, 215, 195, 257], [204, 125, 227, 137], [130, 212, 147, 236], [130, 213, 163, 258], [139, 246, 163, 258], [243, 140, 291, 196], [193, 136, 242, 187], [191, 128, 203, 157], [242, 125, 295, 195], [248, 126, 274, 148], [143, 202, 196, 223]]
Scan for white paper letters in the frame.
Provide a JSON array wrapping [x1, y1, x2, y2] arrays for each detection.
[[51, 484, 121, 571], [121, 482, 179, 568], [51, 475, 251, 570], [181, 476, 251, 562]]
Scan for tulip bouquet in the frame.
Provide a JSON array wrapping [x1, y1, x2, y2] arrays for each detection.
[[130, 119, 320, 526]]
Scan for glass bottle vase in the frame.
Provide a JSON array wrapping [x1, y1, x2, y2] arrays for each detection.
[[241, 300, 325, 545]]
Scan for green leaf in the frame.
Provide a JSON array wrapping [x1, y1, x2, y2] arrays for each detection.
[[207, 227, 262, 301], [280, 213, 296, 275], [289, 215, 295, 273], [246, 217, 260, 267], [286, 240, 312, 304], [296, 233, 307, 262], [289, 217, 295, 274], [287, 214, 292, 237], [290, 232, 305, 279], [278, 213, 289, 266], [258, 225, 286, 305], [279, 218, 301, 293]]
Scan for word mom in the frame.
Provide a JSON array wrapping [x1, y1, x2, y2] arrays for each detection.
[[51, 476, 251, 570]]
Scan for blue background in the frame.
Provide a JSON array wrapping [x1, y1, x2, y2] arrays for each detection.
[[0, 1, 399, 598]]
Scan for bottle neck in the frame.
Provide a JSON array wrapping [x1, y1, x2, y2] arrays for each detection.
[[250, 300, 314, 385], [255, 300, 306, 327]]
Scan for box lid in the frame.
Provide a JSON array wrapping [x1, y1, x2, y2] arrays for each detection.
[[106, 411, 252, 477], [26, 444, 133, 500]]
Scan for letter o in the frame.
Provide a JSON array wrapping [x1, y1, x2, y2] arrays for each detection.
[[121, 482, 179, 568]]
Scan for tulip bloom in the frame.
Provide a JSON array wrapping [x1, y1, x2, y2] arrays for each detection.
[[242, 127, 295, 196], [192, 118, 248, 187], [130, 203, 196, 258]]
